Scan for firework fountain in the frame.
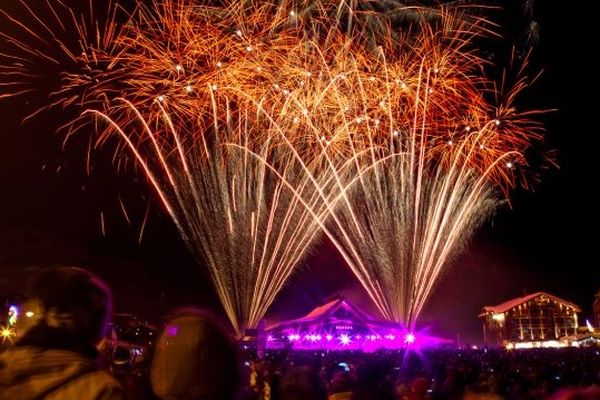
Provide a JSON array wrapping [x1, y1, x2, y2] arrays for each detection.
[[279, 15, 546, 328], [0, 0, 545, 336]]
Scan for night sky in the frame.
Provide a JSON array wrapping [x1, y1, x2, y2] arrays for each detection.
[[0, 1, 598, 344]]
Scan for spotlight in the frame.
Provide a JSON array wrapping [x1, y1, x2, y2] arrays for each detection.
[[404, 333, 416, 344]]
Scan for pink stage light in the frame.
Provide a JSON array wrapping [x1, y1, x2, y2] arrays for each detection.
[[339, 333, 351, 345]]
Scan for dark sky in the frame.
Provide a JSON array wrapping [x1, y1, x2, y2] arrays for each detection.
[[0, 1, 598, 344]]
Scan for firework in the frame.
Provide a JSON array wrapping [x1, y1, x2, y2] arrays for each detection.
[[226, 8, 545, 327], [0, 0, 125, 120], [0, 0, 546, 332], [88, 95, 344, 337]]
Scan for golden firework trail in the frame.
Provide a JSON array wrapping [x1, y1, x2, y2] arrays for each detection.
[[0, 0, 546, 332], [88, 96, 341, 337]]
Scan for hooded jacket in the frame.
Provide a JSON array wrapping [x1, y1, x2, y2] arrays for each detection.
[[0, 346, 125, 400], [150, 310, 239, 400]]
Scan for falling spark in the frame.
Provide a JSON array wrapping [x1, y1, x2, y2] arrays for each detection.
[[138, 202, 151, 244], [100, 211, 106, 237]]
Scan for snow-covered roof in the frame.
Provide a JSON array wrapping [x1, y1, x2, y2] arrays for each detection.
[[267, 297, 383, 331], [481, 292, 581, 314]]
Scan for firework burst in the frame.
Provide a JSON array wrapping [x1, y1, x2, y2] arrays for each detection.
[[1, 0, 546, 332], [225, 6, 545, 327], [0, 0, 126, 122]]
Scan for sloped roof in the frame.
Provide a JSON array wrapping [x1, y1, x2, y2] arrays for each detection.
[[267, 297, 381, 331], [481, 292, 581, 314], [302, 298, 342, 319]]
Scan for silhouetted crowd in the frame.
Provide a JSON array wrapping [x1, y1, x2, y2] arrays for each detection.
[[0, 267, 599, 400], [241, 347, 600, 400]]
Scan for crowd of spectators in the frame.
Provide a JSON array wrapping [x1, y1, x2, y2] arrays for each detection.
[[239, 347, 600, 400], [1, 266, 599, 400]]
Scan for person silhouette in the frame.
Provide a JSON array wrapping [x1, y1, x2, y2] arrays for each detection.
[[150, 308, 240, 400], [0, 266, 125, 400]]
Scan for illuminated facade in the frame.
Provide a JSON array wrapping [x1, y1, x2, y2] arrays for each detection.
[[264, 297, 446, 351], [480, 292, 580, 348]]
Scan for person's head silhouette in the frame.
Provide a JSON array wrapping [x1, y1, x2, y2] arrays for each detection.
[[151, 308, 239, 400]]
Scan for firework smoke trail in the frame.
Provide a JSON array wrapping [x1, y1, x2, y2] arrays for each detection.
[[1, 1, 546, 332]]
